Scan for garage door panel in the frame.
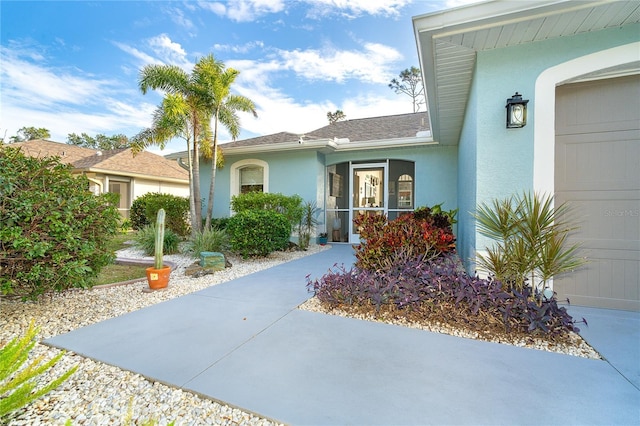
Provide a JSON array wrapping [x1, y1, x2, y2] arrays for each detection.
[[555, 75, 640, 311], [556, 192, 640, 246], [555, 74, 640, 135], [556, 131, 640, 191]]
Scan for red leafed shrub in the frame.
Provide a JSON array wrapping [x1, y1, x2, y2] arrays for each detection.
[[354, 210, 456, 272]]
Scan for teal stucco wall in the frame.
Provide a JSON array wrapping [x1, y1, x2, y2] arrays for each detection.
[[201, 143, 457, 237], [460, 23, 639, 269], [326, 144, 458, 211], [200, 149, 324, 219]]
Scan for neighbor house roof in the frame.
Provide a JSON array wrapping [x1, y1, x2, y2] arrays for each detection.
[[167, 112, 433, 159], [413, 0, 640, 145], [9, 139, 188, 182]]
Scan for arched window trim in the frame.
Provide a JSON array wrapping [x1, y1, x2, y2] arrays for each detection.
[[230, 159, 269, 198]]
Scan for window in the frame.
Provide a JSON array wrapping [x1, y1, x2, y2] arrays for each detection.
[[108, 179, 131, 218], [240, 166, 264, 193], [230, 159, 269, 198]]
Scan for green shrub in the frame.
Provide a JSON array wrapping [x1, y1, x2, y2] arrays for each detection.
[[230, 192, 303, 230], [0, 147, 121, 299], [209, 217, 230, 230], [130, 192, 189, 237], [227, 210, 290, 258], [0, 320, 77, 422], [134, 225, 181, 256], [184, 228, 229, 257], [354, 206, 456, 272], [474, 191, 585, 302]]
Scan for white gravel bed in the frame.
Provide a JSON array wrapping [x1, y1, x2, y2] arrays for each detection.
[[1, 244, 329, 426], [298, 297, 601, 359]]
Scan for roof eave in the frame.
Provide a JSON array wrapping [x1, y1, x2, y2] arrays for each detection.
[[412, 0, 631, 146], [75, 167, 189, 184]]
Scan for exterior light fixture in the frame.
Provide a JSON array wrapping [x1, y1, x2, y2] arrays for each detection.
[[505, 92, 529, 128]]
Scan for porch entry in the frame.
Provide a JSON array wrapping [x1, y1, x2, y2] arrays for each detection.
[[326, 160, 415, 243]]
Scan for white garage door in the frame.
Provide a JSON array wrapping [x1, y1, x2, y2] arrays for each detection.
[[555, 74, 640, 311]]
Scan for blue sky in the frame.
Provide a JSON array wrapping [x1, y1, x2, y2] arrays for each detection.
[[1, 0, 478, 154]]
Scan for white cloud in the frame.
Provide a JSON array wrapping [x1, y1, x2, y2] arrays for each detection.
[[0, 46, 153, 143], [278, 42, 402, 84], [112, 41, 163, 66], [115, 34, 194, 73], [305, 0, 411, 19], [223, 57, 414, 142], [197, 0, 285, 22], [147, 34, 191, 69], [0, 47, 117, 108], [167, 7, 195, 32], [213, 40, 265, 54], [196, 1, 227, 16]]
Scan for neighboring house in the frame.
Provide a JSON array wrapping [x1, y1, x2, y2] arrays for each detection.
[[168, 112, 458, 243], [9, 139, 189, 218], [413, 0, 639, 310]]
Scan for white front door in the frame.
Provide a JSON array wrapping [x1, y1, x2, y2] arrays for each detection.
[[349, 163, 387, 242]]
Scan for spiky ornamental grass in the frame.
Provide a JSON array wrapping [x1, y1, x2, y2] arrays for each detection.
[[0, 320, 77, 422]]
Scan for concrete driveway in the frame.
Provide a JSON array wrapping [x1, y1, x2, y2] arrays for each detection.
[[46, 244, 640, 425]]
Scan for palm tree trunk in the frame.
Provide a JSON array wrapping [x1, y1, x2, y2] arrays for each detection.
[[205, 114, 219, 230], [185, 137, 198, 238], [191, 121, 202, 234]]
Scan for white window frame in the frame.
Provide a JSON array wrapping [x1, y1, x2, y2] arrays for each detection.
[[230, 158, 269, 199]]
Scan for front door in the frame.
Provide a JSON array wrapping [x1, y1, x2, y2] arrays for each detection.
[[350, 163, 387, 242]]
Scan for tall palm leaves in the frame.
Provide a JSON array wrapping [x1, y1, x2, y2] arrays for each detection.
[[474, 192, 586, 304], [200, 61, 257, 230], [132, 57, 225, 235]]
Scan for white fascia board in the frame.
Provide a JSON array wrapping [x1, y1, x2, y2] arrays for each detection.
[[413, 1, 594, 34], [166, 135, 436, 158], [331, 135, 436, 152]]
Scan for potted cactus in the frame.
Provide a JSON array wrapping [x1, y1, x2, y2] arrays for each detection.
[[145, 208, 171, 290]]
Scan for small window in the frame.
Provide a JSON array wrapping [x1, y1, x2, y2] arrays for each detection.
[[397, 174, 413, 208], [230, 159, 269, 199], [240, 166, 264, 194]]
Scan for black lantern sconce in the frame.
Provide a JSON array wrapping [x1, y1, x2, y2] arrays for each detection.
[[505, 92, 529, 128]]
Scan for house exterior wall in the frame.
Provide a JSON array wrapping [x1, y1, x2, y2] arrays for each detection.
[[204, 150, 325, 219], [133, 178, 190, 199], [325, 145, 458, 211], [203, 144, 457, 237], [463, 24, 639, 269], [456, 76, 479, 270]]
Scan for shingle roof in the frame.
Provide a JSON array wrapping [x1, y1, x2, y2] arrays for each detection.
[[9, 139, 96, 164], [8, 139, 188, 181], [221, 132, 301, 149], [220, 112, 430, 150], [307, 112, 429, 142]]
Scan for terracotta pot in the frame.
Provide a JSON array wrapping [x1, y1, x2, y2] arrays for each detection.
[[145, 266, 171, 290]]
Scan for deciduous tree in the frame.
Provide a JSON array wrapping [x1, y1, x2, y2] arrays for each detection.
[[67, 133, 130, 150], [8, 126, 51, 142]]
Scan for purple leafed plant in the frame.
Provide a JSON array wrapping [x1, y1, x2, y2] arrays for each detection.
[[306, 253, 581, 336]]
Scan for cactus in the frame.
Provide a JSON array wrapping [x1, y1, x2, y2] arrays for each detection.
[[154, 208, 165, 269]]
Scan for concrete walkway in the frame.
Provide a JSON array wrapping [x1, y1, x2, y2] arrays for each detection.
[[45, 245, 640, 425]]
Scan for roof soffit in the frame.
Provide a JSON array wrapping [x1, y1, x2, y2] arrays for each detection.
[[413, 0, 640, 145]]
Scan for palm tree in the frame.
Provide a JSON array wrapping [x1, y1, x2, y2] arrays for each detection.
[[201, 61, 257, 230], [132, 56, 224, 235]]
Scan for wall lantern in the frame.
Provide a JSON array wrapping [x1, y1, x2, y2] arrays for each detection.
[[505, 92, 529, 128]]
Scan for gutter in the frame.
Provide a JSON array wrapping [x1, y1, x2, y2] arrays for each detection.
[[165, 133, 436, 158], [76, 168, 189, 184]]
